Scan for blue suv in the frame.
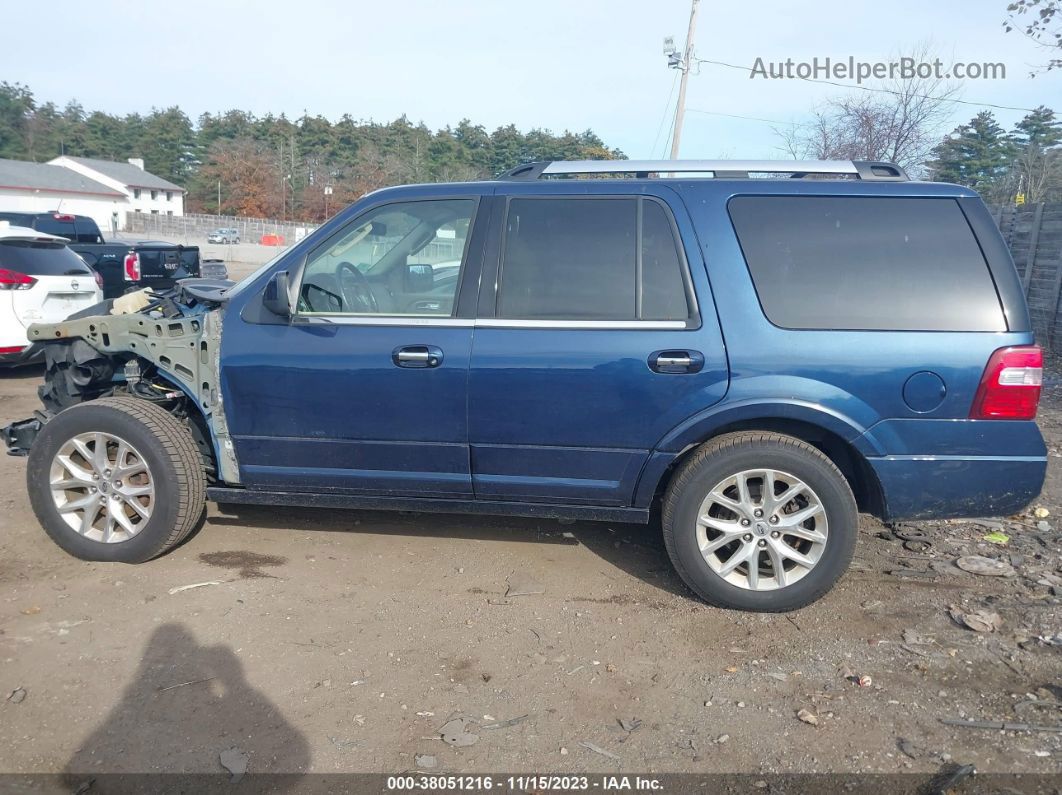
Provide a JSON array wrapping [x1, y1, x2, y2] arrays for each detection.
[[2, 159, 1046, 611]]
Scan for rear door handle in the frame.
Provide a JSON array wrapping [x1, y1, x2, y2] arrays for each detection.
[[649, 350, 704, 374], [393, 345, 443, 368]]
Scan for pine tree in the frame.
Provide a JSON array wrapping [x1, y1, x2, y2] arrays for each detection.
[[0, 83, 35, 159], [928, 111, 1015, 200], [1011, 106, 1062, 202]]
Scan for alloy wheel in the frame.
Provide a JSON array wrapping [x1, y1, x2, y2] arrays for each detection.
[[49, 432, 155, 543], [695, 468, 828, 591]]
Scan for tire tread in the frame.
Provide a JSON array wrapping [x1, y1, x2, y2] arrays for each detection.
[[32, 396, 206, 561]]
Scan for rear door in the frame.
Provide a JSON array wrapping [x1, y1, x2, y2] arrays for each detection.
[[467, 187, 728, 506], [2, 239, 101, 330]]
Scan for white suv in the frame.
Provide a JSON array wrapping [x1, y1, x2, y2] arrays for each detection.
[[0, 222, 103, 366]]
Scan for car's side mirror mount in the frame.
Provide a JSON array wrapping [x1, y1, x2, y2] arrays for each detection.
[[263, 270, 292, 317]]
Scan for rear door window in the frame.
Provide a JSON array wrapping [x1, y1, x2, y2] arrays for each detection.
[[497, 197, 692, 322], [641, 200, 691, 321], [728, 196, 1006, 332], [73, 218, 103, 243], [0, 240, 92, 276]]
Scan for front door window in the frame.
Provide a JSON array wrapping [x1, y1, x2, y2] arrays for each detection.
[[298, 199, 475, 317]]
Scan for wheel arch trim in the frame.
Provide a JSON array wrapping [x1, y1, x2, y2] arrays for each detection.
[[633, 399, 883, 509]]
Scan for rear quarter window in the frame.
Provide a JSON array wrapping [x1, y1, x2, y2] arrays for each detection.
[[727, 196, 1006, 332], [0, 240, 93, 276]]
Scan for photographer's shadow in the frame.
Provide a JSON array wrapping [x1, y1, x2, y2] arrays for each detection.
[[64, 623, 310, 784]]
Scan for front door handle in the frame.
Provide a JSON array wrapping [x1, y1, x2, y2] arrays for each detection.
[[393, 345, 443, 368], [649, 349, 704, 374]]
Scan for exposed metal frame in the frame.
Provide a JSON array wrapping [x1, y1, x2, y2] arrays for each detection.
[[26, 309, 241, 484], [498, 159, 909, 182]]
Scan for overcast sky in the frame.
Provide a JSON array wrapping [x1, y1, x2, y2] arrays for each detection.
[[7, 0, 1060, 159]]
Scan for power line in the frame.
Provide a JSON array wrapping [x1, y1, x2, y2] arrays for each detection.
[[651, 72, 680, 156], [661, 100, 680, 158], [686, 108, 798, 126], [695, 57, 1040, 113]]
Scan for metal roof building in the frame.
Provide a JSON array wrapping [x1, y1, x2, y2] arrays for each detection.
[[0, 156, 186, 233]]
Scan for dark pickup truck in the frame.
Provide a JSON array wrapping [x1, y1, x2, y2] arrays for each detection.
[[0, 212, 200, 299]]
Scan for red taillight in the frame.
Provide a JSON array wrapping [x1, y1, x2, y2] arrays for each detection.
[[53, 213, 75, 221], [93, 270, 104, 290], [0, 268, 36, 290], [123, 251, 141, 281], [970, 346, 1043, 420], [0, 345, 27, 354]]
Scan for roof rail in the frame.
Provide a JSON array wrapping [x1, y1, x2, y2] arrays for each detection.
[[496, 159, 909, 182]]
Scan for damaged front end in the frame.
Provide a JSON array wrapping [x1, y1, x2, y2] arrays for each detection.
[[2, 279, 240, 484]]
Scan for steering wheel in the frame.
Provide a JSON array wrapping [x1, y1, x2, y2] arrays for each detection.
[[336, 261, 378, 313]]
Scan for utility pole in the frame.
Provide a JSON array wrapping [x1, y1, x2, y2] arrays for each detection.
[[666, 0, 700, 159]]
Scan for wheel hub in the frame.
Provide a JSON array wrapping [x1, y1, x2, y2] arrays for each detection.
[[48, 432, 155, 544], [694, 468, 829, 591]]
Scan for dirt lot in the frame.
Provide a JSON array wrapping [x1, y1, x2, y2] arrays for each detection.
[[0, 361, 1060, 780]]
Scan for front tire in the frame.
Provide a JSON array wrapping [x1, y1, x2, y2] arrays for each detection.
[[662, 431, 857, 612], [27, 397, 206, 562]]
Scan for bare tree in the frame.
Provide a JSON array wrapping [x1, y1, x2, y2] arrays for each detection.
[[777, 44, 961, 176], [1004, 0, 1062, 74]]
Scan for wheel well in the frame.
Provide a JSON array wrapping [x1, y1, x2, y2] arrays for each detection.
[[653, 419, 884, 517], [181, 406, 219, 480], [134, 369, 218, 480]]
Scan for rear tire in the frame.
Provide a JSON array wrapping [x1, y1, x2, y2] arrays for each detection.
[[662, 431, 857, 612], [27, 397, 206, 562]]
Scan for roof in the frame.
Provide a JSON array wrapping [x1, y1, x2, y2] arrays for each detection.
[[59, 156, 185, 192], [0, 158, 124, 198], [0, 220, 68, 243]]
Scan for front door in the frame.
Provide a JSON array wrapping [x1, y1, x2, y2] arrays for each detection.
[[468, 189, 728, 506], [222, 195, 484, 497]]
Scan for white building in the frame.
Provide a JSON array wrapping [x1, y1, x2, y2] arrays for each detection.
[[50, 156, 185, 227], [0, 156, 185, 236], [0, 158, 126, 232]]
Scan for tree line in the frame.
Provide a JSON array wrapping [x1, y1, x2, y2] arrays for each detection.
[[0, 82, 623, 221], [3, 78, 1060, 222], [928, 106, 1062, 203]]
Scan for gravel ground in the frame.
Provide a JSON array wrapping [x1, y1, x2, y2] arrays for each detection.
[[0, 363, 1060, 779]]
